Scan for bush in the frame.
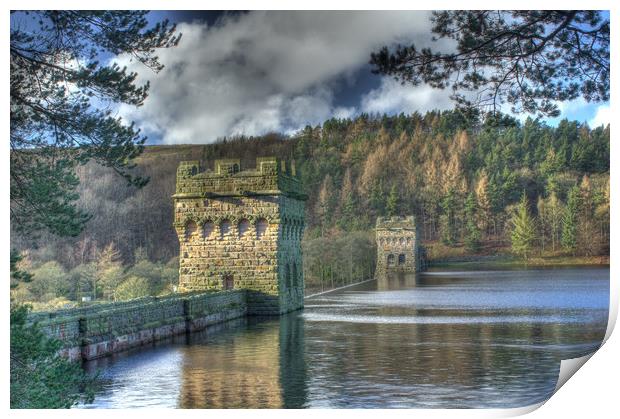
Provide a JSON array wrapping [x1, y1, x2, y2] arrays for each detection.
[[28, 261, 70, 302], [115, 276, 151, 301], [125, 259, 178, 296]]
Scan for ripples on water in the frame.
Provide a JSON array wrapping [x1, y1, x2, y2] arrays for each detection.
[[80, 267, 609, 409]]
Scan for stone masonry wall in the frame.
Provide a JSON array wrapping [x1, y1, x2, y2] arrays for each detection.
[[174, 157, 306, 315], [30, 291, 247, 361], [376, 216, 421, 274], [275, 195, 305, 313]]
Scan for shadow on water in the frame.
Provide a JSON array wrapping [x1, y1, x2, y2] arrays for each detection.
[[81, 266, 609, 409]]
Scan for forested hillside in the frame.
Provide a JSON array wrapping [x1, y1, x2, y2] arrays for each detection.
[[11, 110, 610, 307]]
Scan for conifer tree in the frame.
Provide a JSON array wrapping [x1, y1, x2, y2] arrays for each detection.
[[510, 193, 536, 260], [594, 178, 610, 247], [338, 168, 357, 230], [10, 305, 97, 408], [546, 192, 564, 253], [464, 192, 481, 252], [578, 175, 594, 255], [440, 188, 457, 245], [475, 170, 492, 237], [562, 185, 581, 255], [368, 180, 386, 215], [540, 148, 562, 176], [536, 195, 546, 254], [316, 174, 335, 237], [386, 184, 399, 217]]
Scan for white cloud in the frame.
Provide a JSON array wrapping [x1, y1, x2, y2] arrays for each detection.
[[113, 11, 436, 144], [538, 98, 610, 127], [361, 77, 454, 115], [333, 106, 357, 120], [589, 104, 611, 128]]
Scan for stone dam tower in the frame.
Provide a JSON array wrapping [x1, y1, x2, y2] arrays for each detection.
[[173, 157, 307, 315], [375, 216, 422, 275]]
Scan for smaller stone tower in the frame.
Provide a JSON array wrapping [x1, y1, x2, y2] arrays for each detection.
[[375, 216, 422, 274]]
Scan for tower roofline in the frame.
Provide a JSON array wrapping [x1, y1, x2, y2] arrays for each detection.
[[376, 215, 416, 229], [174, 157, 307, 200]]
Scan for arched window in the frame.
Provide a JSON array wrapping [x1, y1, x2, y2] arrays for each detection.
[[399, 237, 405, 245], [387, 254, 395, 266], [238, 219, 250, 238], [220, 219, 231, 239], [185, 221, 197, 241], [256, 218, 268, 239], [398, 254, 406, 265], [203, 221, 214, 239]]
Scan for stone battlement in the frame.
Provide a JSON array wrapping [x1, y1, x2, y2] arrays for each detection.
[[174, 157, 306, 200], [376, 216, 416, 230]]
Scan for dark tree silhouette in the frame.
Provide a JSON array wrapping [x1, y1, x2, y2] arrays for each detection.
[[370, 11, 609, 117]]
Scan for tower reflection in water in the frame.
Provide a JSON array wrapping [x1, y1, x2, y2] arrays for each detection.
[[178, 313, 308, 408], [375, 271, 420, 290]]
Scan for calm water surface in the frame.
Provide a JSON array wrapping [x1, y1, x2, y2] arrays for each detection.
[[81, 267, 609, 408]]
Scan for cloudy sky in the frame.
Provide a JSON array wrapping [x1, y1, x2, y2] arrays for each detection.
[[113, 11, 610, 145]]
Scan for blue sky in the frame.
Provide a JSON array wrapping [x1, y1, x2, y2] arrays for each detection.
[[108, 10, 611, 144]]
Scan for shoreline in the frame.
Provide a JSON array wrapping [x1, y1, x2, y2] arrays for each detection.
[[303, 255, 609, 296], [428, 254, 609, 269]]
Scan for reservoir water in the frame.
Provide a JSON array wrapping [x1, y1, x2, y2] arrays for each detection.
[[81, 266, 609, 408]]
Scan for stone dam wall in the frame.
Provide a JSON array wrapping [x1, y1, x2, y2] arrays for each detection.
[[29, 290, 248, 361]]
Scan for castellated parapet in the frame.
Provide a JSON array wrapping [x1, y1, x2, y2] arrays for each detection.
[[173, 157, 307, 315], [375, 216, 422, 274]]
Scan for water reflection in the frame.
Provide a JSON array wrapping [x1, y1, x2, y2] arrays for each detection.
[[376, 272, 419, 290], [82, 267, 609, 409], [177, 314, 308, 408], [179, 318, 283, 408]]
